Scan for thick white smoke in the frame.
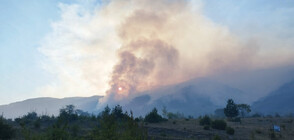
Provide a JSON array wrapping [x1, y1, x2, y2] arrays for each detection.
[[39, 0, 294, 109]]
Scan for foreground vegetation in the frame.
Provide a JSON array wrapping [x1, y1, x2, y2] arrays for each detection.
[[1, 105, 148, 140], [1, 99, 294, 140]]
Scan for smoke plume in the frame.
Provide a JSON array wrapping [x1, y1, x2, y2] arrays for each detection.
[[39, 0, 294, 108]]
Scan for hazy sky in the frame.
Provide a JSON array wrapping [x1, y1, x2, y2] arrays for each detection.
[[1, 0, 294, 105]]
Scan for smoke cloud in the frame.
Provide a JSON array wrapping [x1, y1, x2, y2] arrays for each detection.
[[39, 0, 294, 108]]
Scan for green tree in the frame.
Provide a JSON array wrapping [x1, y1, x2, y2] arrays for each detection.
[[237, 104, 251, 118], [224, 99, 239, 119], [0, 117, 15, 139], [59, 105, 78, 122], [111, 105, 124, 120], [144, 108, 166, 123], [199, 115, 211, 126]]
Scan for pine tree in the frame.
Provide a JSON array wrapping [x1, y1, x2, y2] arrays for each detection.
[[224, 99, 239, 119]]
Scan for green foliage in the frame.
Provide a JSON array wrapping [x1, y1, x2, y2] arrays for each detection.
[[46, 123, 71, 140], [255, 129, 262, 134], [90, 105, 148, 140], [166, 112, 185, 119], [226, 126, 235, 135], [203, 125, 210, 130], [144, 108, 166, 123], [3, 104, 147, 140], [15, 111, 39, 126], [0, 117, 15, 139], [237, 104, 251, 117], [34, 118, 41, 129], [213, 135, 222, 140], [199, 115, 211, 126], [224, 99, 239, 118], [59, 105, 78, 122], [211, 120, 227, 130]]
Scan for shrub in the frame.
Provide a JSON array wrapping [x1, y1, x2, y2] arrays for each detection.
[[134, 118, 140, 122], [0, 118, 15, 139], [255, 129, 262, 134], [211, 120, 227, 130], [160, 132, 166, 137], [199, 115, 211, 126], [34, 119, 41, 129], [144, 108, 166, 123], [167, 112, 185, 119], [59, 105, 78, 122], [226, 127, 234, 135], [270, 132, 275, 138], [213, 135, 221, 140], [203, 125, 210, 130]]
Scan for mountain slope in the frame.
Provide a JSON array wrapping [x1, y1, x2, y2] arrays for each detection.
[[252, 80, 294, 115], [0, 96, 102, 119], [125, 78, 247, 117], [0, 78, 248, 118]]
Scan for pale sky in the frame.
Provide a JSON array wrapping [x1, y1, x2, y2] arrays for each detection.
[[1, 0, 294, 105]]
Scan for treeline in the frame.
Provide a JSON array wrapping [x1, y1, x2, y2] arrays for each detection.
[[0, 105, 152, 140], [1, 99, 292, 139]]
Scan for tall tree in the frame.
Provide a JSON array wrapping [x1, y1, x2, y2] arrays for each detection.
[[237, 104, 251, 118], [224, 99, 239, 119]]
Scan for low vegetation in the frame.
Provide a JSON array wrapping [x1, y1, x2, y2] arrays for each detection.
[[144, 108, 167, 123], [0, 117, 15, 139], [1, 99, 293, 139]]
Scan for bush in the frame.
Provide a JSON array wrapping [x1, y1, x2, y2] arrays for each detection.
[[270, 132, 275, 138], [167, 112, 185, 119], [213, 135, 222, 140], [34, 119, 41, 129], [203, 125, 210, 130], [226, 127, 234, 135], [144, 108, 166, 123], [255, 129, 262, 134], [59, 105, 78, 122], [211, 120, 227, 130], [0, 118, 15, 139], [199, 115, 211, 126]]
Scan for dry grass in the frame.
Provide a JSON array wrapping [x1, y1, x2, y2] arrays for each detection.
[[144, 117, 294, 140]]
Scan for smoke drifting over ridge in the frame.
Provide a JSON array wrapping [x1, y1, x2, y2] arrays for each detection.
[[39, 0, 294, 108]]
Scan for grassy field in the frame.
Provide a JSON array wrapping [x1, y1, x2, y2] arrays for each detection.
[[144, 117, 294, 140]]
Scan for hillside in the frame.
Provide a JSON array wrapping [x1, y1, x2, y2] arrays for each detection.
[[125, 78, 247, 117], [0, 78, 249, 118], [252, 80, 294, 115], [0, 96, 102, 118]]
